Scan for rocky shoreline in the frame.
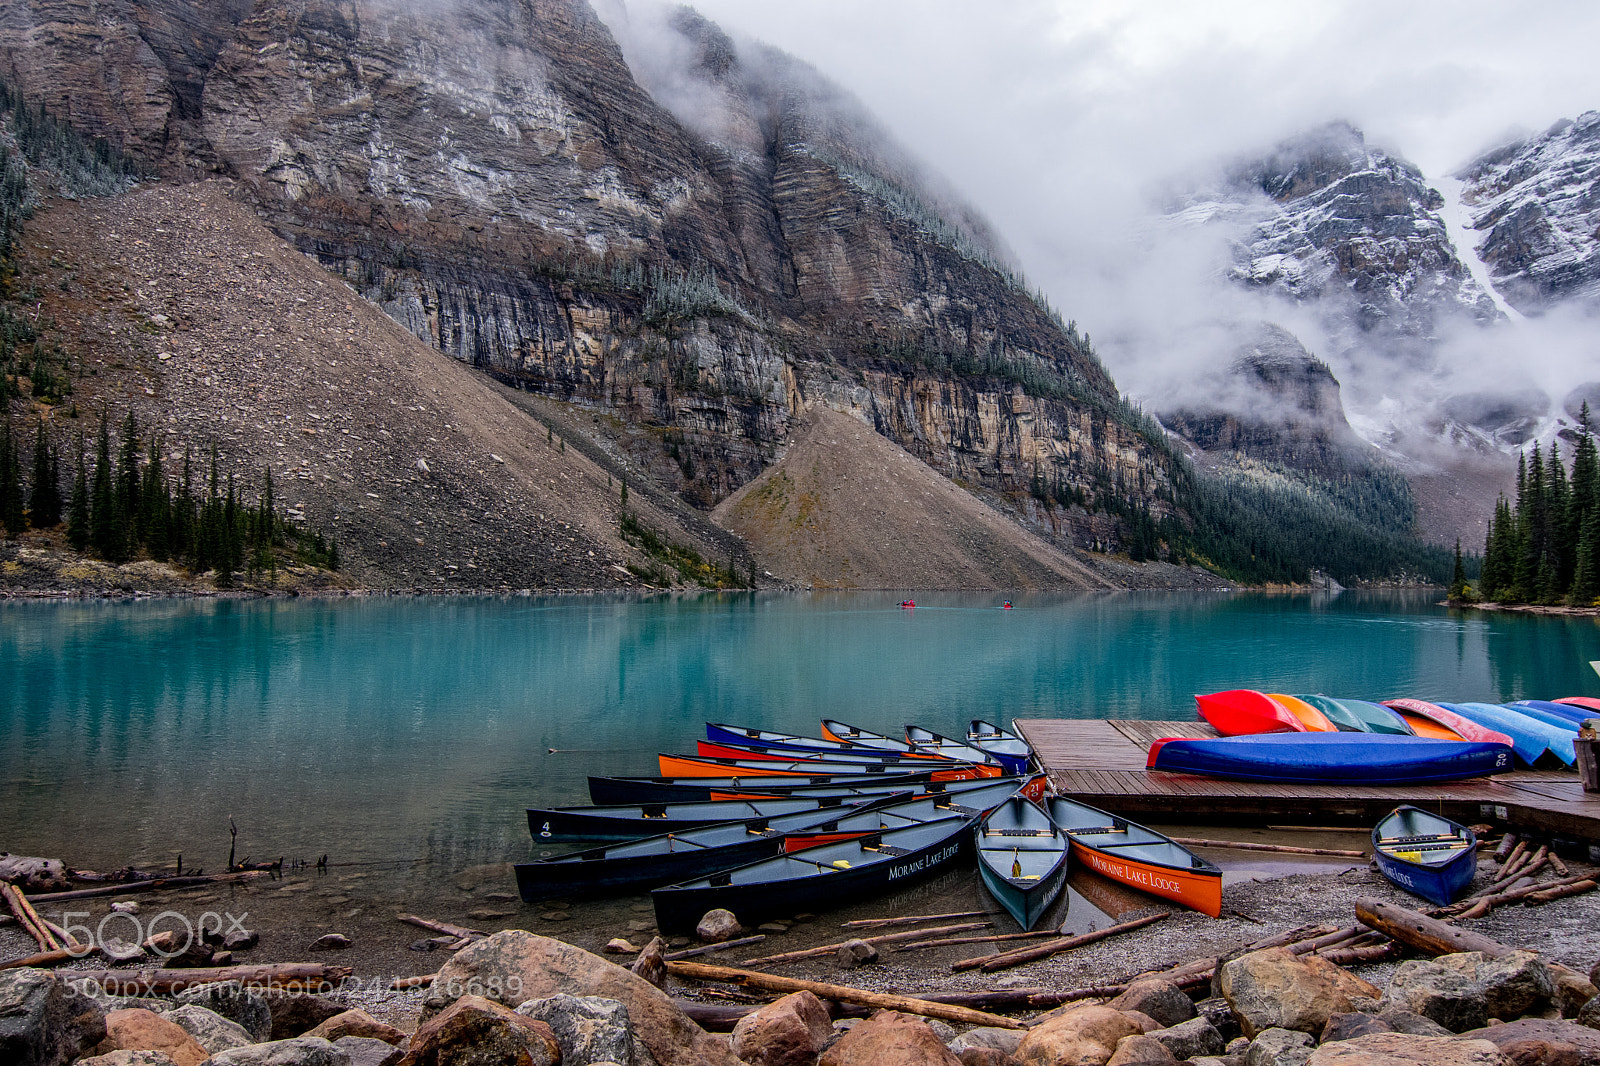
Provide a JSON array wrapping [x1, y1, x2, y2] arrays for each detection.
[[5, 854, 1600, 1066]]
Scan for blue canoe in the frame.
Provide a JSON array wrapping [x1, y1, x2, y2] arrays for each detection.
[[1439, 702, 1576, 767], [1502, 701, 1582, 731], [1147, 732, 1513, 784], [1372, 806, 1478, 906], [1513, 700, 1592, 725]]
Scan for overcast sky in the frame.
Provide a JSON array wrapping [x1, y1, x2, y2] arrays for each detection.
[[681, 0, 1599, 402]]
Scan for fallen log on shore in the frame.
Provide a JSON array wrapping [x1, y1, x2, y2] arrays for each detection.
[[742, 922, 991, 966], [841, 910, 988, 929], [664, 960, 1024, 1029], [396, 914, 486, 940], [953, 913, 1168, 974], [71, 962, 354, 995], [1, 883, 58, 953], [27, 871, 272, 903], [662, 936, 767, 961], [1169, 837, 1367, 858], [1525, 879, 1597, 905], [1355, 897, 1510, 958], [894, 929, 1060, 952]]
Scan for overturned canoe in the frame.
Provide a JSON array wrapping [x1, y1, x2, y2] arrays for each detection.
[[1294, 694, 1368, 732], [1330, 698, 1414, 735], [1147, 732, 1513, 784], [651, 815, 975, 934], [1382, 699, 1512, 746], [1514, 700, 1593, 725], [1372, 806, 1477, 907], [1554, 696, 1600, 714], [1437, 702, 1575, 768], [976, 796, 1070, 931], [1044, 795, 1222, 917], [1265, 694, 1337, 732], [1195, 690, 1305, 735]]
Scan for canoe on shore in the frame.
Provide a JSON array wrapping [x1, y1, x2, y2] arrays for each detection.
[[976, 796, 1069, 931], [1147, 732, 1514, 784], [1195, 690, 1305, 735], [1044, 795, 1222, 917], [1372, 806, 1477, 906], [650, 814, 975, 934]]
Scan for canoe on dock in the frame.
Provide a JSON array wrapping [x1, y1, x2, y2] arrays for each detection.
[[975, 796, 1069, 930], [1146, 732, 1514, 784], [650, 815, 975, 934], [1195, 690, 1305, 735], [1371, 805, 1477, 906], [1437, 703, 1576, 767], [1382, 700, 1512, 746], [1044, 795, 1222, 917]]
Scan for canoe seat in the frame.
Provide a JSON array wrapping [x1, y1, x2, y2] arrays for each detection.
[[1068, 825, 1125, 835], [861, 844, 913, 857], [989, 829, 1055, 837], [1378, 833, 1461, 845], [938, 802, 983, 816]]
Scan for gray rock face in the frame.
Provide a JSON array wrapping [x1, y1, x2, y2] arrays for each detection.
[[1193, 997, 1243, 1043], [175, 982, 273, 1043], [209, 1036, 352, 1066], [948, 1028, 1023, 1056], [1579, 993, 1600, 1030], [515, 993, 641, 1066], [1438, 950, 1554, 1019], [74, 1053, 181, 1066], [1148, 1017, 1224, 1060], [1381, 959, 1488, 1033], [162, 1004, 256, 1054], [1319, 1013, 1392, 1043], [0, 967, 108, 1066], [1244, 1027, 1314, 1066], [70, 981, 175, 1017], [1374, 1010, 1452, 1038], [1457, 111, 1600, 313], [331, 1037, 404, 1066]]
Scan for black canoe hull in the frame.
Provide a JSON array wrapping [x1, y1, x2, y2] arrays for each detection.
[[650, 822, 973, 934], [516, 834, 790, 901]]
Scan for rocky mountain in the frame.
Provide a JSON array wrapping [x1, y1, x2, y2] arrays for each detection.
[[1456, 111, 1600, 315], [0, 0, 1205, 590]]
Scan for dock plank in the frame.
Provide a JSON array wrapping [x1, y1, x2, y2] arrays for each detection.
[[1018, 718, 1600, 840]]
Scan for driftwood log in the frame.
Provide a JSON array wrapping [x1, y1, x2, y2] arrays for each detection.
[[1169, 837, 1366, 859], [894, 929, 1060, 952], [662, 936, 766, 961], [664, 960, 1024, 1029], [1492, 832, 1519, 863], [1525, 879, 1597, 905], [396, 914, 485, 940], [27, 871, 272, 903], [1355, 897, 1510, 957], [742, 922, 990, 966], [841, 910, 988, 929], [1, 883, 57, 953], [954, 913, 1168, 973]]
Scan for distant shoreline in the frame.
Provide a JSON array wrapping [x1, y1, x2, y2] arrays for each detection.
[[1445, 600, 1600, 617]]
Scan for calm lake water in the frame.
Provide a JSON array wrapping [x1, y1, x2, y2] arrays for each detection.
[[2, 590, 1597, 882]]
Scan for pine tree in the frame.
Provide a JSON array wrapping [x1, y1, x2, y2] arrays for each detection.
[[0, 412, 23, 535], [1547, 444, 1572, 597], [28, 419, 60, 527], [142, 436, 169, 562], [66, 436, 89, 551], [1572, 508, 1600, 607], [117, 411, 141, 543], [89, 409, 122, 559], [1449, 539, 1468, 601]]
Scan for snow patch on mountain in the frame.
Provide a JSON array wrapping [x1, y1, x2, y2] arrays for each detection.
[[1433, 175, 1525, 322]]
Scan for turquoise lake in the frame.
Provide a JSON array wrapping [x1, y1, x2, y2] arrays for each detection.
[[2, 590, 1597, 881]]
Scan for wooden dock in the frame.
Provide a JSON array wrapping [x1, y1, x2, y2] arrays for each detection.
[[1016, 719, 1600, 842]]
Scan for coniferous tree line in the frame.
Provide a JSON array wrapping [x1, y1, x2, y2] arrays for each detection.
[[1476, 404, 1600, 606], [1, 405, 338, 584]]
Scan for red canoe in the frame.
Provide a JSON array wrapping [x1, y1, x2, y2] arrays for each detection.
[[1195, 690, 1306, 735], [1382, 699, 1514, 747], [1554, 696, 1600, 714]]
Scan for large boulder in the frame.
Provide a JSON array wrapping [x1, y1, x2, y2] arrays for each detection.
[[1299, 957, 1380, 1005], [306, 1009, 407, 1047], [262, 993, 346, 1041], [1318, 1014, 1391, 1043], [423, 930, 741, 1066], [949, 1029, 1023, 1057], [1146, 1017, 1222, 1060], [1243, 1027, 1313, 1066], [1553, 965, 1600, 1019], [1107, 981, 1194, 1029], [1015, 1004, 1140, 1066], [175, 981, 274, 1042], [1438, 951, 1554, 1020], [163, 1003, 257, 1054], [94, 1009, 209, 1066], [818, 1011, 963, 1066], [73, 1053, 180, 1066], [210, 1036, 353, 1065], [696, 910, 742, 944], [334, 1036, 406, 1066], [516, 993, 642, 1066], [0, 967, 107, 1066], [1375, 1010, 1452, 1037], [1304, 1032, 1512, 1064], [400, 995, 559, 1066], [1219, 948, 1355, 1039], [1579, 994, 1600, 1030], [958, 1049, 1020, 1066], [1382, 959, 1489, 1032], [730, 991, 833, 1066], [0, 854, 70, 891], [1460, 1018, 1600, 1066], [1104, 1034, 1177, 1065]]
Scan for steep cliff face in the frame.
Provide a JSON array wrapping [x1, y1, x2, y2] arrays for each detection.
[[1457, 112, 1600, 314], [1160, 324, 1375, 480], [0, 0, 1171, 557]]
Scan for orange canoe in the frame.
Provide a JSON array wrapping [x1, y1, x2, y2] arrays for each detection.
[[1266, 694, 1337, 732], [1046, 795, 1222, 917]]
